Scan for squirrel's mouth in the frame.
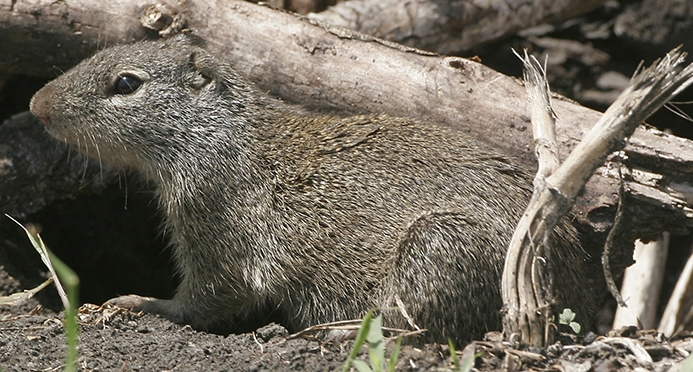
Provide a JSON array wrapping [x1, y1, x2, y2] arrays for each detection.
[[35, 115, 52, 128]]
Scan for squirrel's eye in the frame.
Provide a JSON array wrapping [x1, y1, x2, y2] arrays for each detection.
[[115, 74, 142, 94]]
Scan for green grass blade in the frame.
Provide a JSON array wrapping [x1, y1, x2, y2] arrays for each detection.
[[448, 339, 460, 371], [48, 252, 80, 372], [459, 353, 481, 372], [367, 315, 384, 372], [342, 310, 374, 372], [387, 337, 403, 372], [351, 360, 373, 372]]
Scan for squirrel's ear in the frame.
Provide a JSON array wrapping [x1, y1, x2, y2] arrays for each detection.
[[168, 33, 206, 48], [187, 51, 214, 89]]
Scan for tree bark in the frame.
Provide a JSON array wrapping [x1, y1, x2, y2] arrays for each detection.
[[308, 0, 607, 54], [1, 0, 692, 240]]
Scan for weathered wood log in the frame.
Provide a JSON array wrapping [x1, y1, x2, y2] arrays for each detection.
[[1, 0, 692, 240], [0, 112, 114, 216], [308, 0, 607, 54]]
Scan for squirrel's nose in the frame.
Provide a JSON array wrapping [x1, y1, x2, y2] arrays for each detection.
[[30, 83, 55, 127]]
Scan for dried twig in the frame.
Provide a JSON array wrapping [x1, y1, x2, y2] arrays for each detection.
[[603, 168, 629, 308], [287, 318, 424, 340]]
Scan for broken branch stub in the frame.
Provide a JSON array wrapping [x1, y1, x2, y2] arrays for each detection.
[[503, 48, 693, 347]]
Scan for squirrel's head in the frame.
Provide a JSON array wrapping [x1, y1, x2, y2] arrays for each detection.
[[30, 35, 263, 173]]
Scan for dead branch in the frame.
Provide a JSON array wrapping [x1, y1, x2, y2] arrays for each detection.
[[613, 234, 669, 330], [503, 51, 563, 347], [658, 244, 693, 336], [504, 48, 693, 346]]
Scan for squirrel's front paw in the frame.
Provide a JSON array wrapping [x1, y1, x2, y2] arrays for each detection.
[[104, 294, 157, 312], [105, 295, 186, 324]]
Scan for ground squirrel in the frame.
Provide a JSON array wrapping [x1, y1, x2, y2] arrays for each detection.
[[30, 35, 594, 343]]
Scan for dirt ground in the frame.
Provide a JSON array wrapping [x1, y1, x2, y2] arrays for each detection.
[[3, 1, 693, 371], [2, 290, 693, 371]]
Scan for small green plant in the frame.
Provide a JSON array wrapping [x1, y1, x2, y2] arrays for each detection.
[[342, 310, 403, 372], [448, 339, 479, 372], [6, 215, 80, 372], [681, 352, 693, 372], [459, 352, 479, 372], [449, 339, 460, 371], [49, 252, 80, 372], [558, 308, 581, 334]]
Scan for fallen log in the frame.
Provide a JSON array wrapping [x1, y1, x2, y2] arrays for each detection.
[[1, 0, 691, 241], [307, 0, 607, 53]]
